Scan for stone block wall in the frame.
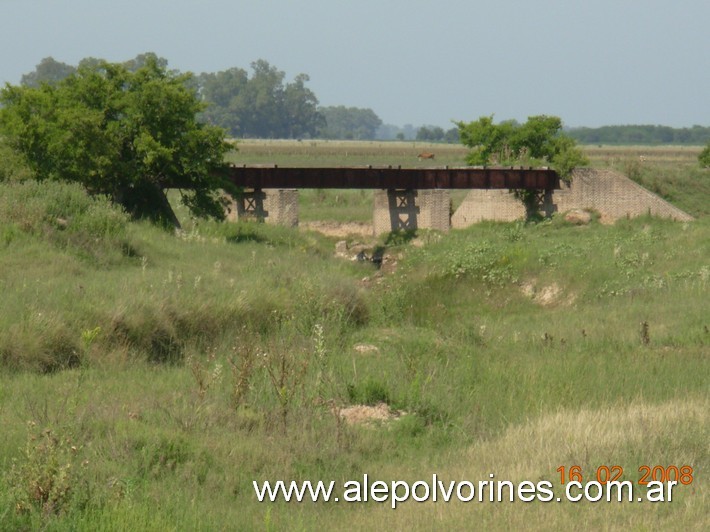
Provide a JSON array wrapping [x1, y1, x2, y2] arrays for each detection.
[[553, 168, 693, 223]]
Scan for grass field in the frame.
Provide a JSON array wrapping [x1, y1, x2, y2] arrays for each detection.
[[0, 143, 708, 530]]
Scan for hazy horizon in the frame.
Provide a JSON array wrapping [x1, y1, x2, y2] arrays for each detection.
[[2, 0, 709, 129]]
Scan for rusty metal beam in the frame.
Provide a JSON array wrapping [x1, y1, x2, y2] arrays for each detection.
[[218, 166, 560, 190]]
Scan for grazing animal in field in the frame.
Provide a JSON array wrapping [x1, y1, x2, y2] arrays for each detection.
[[417, 152, 435, 161]]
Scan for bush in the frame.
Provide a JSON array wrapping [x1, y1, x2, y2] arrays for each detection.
[[6, 424, 87, 518], [699, 142, 710, 168]]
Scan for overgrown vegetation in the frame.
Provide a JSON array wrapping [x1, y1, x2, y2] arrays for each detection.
[[699, 141, 710, 168], [0, 146, 707, 530]]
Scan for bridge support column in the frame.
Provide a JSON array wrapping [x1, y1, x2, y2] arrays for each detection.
[[373, 189, 450, 235], [227, 189, 299, 227]]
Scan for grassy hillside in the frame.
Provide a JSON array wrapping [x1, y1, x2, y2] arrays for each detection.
[[0, 151, 708, 530]]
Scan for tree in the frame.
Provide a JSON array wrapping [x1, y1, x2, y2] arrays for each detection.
[[20, 57, 76, 87], [444, 127, 460, 143], [457, 115, 588, 220], [283, 74, 324, 139], [457, 115, 586, 178], [0, 138, 33, 182], [199, 67, 251, 135], [242, 59, 286, 138], [318, 106, 382, 140], [123, 52, 170, 72], [197, 60, 322, 139], [0, 56, 231, 227], [416, 126, 446, 142], [456, 115, 515, 165]]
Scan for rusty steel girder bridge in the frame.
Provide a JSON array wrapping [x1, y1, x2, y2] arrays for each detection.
[[219, 165, 559, 191], [216, 165, 560, 234]]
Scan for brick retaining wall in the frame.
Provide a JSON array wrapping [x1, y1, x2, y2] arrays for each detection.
[[452, 168, 693, 228]]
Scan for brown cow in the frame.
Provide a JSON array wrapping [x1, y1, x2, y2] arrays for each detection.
[[417, 152, 435, 161]]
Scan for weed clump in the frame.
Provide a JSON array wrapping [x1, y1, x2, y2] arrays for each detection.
[[0, 313, 81, 373], [0, 180, 132, 265], [6, 423, 87, 519]]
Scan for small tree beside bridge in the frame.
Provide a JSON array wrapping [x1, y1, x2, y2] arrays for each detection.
[[456, 115, 588, 219]]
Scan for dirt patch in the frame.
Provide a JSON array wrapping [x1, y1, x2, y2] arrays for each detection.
[[338, 403, 406, 426], [353, 343, 380, 354], [537, 283, 562, 305], [521, 280, 576, 307], [301, 221, 373, 238]]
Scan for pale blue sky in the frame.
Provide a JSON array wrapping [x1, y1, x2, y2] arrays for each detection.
[[2, 0, 708, 128]]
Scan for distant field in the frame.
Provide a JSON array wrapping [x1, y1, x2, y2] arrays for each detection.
[[227, 139, 704, 167], [226, 139, 470, 167], [584, 144, 703, 166]]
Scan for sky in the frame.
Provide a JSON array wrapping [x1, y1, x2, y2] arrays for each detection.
[[2, 0, 709, 129]]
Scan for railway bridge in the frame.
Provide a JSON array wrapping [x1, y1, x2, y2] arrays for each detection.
[[218, 165, 560, 234]]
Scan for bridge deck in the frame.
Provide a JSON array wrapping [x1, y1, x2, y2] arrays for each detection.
[[221, 166, 559, 190]]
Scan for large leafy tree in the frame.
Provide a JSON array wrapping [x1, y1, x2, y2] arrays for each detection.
[[198, 60, 323, 139], [199, 67, 250, 135], [0, 56, 230, 227], [283, 73, 325, 139], [456, 115, 587, 179]]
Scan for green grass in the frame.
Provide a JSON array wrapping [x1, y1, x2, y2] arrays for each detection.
[[0, 148, 708, 530]]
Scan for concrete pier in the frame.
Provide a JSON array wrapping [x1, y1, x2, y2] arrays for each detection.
[[229, 189, 299, 227], [373, 189, 450, 235]]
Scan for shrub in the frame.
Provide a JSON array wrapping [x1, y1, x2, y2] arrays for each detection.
[[6, 424, 87, 518], [699, 142, 710, 168]]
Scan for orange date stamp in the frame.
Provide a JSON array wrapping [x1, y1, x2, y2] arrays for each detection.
[[556, 465, 694, 486]]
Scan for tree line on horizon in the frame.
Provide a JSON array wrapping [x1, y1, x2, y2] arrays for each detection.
[[10, 55, 710, 146], [567, 124, 710, 146], [13, 55, 385, 141]]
